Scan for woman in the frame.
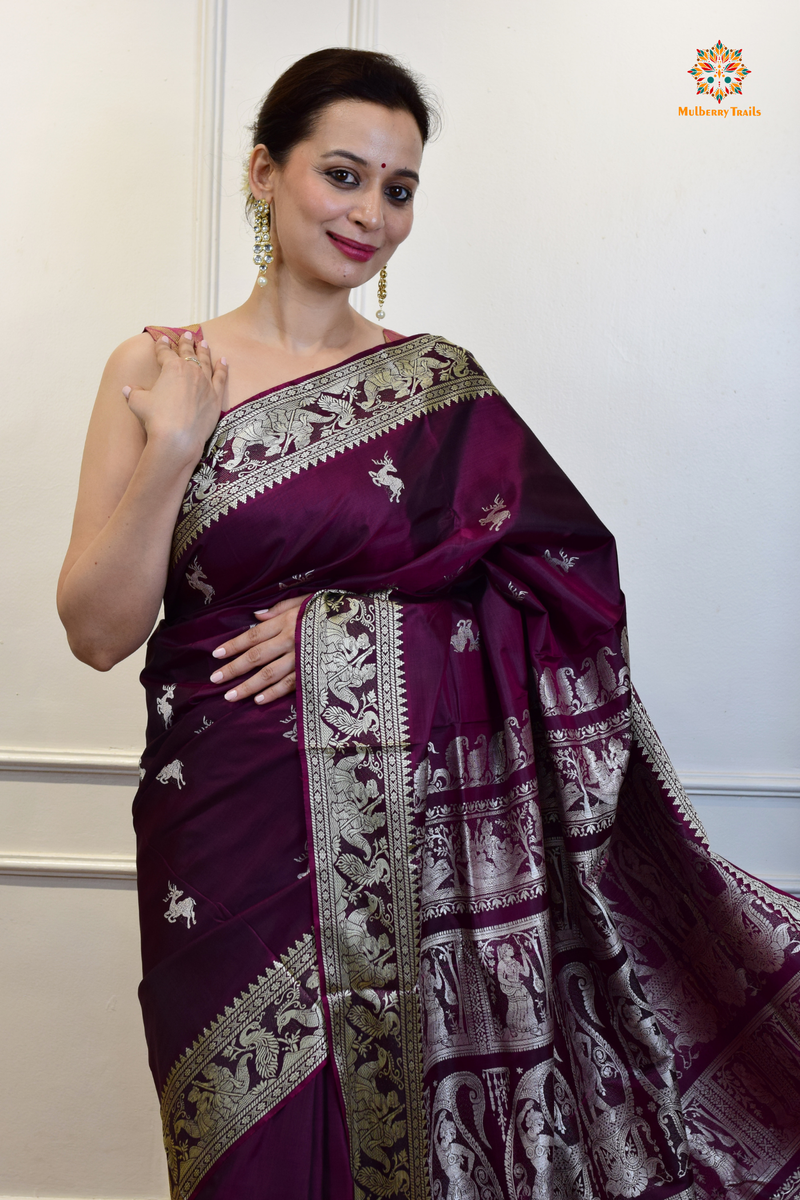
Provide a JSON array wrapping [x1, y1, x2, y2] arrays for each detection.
[[58, 49, 800, 1200]]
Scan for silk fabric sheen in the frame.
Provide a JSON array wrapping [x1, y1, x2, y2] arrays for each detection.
[[135, 326, 800, 1200]]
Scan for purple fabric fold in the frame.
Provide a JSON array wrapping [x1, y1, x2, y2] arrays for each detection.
[[134, 327, 800, 1200]]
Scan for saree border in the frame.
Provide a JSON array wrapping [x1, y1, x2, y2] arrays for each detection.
[[172, 335, 497, 563], [159, 931, 325, 1200], [630, 692, 709, 844], [631, 695, 800, 1195], [300, 592, 429, 1200], [632, 693, 800, 925]]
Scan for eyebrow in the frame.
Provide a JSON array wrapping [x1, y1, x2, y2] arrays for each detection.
[[321, 149, 420, 184]]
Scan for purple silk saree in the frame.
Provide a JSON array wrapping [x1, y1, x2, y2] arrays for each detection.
[[136, 325, 800, 1200]]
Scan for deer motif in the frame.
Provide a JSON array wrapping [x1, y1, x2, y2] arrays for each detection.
[[163, 882, 196, 928], [479, 495, 511, 531], [156, 684, 176, 728], [156, 759, 186, 789], [450, 619, 480, 653], [186, 557, 215, 604], [544, 548, 579, 572], [368, 453, 404, 503]]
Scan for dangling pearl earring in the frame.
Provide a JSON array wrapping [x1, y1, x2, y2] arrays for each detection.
[[376, 266, 387, 320], [253, 198, 273, 287]]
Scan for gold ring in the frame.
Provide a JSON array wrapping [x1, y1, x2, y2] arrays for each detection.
[[186, 356, 202, 366]]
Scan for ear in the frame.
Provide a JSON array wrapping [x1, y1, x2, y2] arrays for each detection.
[[249, 145, 277, 201]]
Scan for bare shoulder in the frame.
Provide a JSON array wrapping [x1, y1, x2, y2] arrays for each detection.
[[100, 331, 161, 392]]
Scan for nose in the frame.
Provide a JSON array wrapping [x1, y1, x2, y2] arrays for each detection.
[[350, 184, 384, 232]]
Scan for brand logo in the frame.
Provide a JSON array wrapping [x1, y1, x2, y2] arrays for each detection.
[[688, 40, 751, 105], [680, 40, 758, 117]]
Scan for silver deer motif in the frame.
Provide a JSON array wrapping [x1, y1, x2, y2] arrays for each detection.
[[479, 495, 511, 532], [368, 453, 404, 503], [156, 758, 186, 788], [156, 683, 176, 728], [163, 882, 196, 928], [186, 557, 215, 604], [544, 548, 579, 572]]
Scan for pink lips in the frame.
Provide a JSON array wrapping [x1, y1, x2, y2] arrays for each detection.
[[327, 232, 378, 262]]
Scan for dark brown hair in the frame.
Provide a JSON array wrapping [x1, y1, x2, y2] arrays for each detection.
[[251, 48, 439, 165]]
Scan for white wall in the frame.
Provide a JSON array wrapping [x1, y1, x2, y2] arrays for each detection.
[[1, 1, 797, 1196]]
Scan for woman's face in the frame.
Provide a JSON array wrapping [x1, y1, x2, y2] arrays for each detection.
[[251, 99, 423, 292]]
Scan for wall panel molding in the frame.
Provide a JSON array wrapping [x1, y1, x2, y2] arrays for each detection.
[[191, 0, 227, 321], [0, 854, 136, 881], [1, 851, 796, 894], [348, 0, 378, 51], [0, 747, 140, 780], [1, 748, 796, 799], [347, 0, 378, 317], [1, 748, 797, 889], [680, 772, 800, 800]]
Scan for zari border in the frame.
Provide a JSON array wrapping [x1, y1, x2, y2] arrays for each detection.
[[632, 694, 800, 920], [172, 335, 497, 563], [772, 1165, 800, 1200], [300, 593, 429, 1200], [159, 932, 325, 1200], [630, 691, 709, 844]]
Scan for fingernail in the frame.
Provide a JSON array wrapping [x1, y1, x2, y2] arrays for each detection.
[[221, 357, 228, 366], [122, 386, 131, 399], [255, 694, 265, 704], [184, 330, 193, 341], [211, 646, 226, 658], [224, 688, 238, 701], [161, 336, 170, 343], [200, 340, 208, 348], [254, 608, 270, 616], [210, 670, 224, 683]]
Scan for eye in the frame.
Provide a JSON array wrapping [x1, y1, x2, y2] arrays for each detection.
[[386, 184, 413, 204], [326, 169, 359, 186]]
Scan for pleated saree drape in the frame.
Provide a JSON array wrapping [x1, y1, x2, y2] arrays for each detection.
[[135, 326, 800, 1200]]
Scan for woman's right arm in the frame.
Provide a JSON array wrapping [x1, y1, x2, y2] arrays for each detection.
[[57, 332, 227, 670]]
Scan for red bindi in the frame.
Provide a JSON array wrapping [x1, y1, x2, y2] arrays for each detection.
[[381, 163, 386, 168]]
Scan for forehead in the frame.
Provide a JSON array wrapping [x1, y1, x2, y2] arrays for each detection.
[[304, 99, 423, 167]]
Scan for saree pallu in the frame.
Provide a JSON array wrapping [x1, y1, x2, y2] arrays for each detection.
[[135, 327, 800, 1200]]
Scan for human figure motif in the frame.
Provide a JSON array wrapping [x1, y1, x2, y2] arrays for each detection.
[[497, 942, 542, 1036], [434, 1112, 478, 1200], [517, 1100, 553, 1200], [421, 956, 456, 1046]]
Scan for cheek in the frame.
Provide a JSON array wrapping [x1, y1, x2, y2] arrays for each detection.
[[386, 208, 414, 248], [275, 182, 340, 243], [295, 180, 348, 224]]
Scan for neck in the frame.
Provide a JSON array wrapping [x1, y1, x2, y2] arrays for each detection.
[[237, 263, 364, 353]]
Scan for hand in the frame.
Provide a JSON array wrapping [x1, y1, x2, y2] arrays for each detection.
[[208, 595, 311, 705], [124, 331, 228, 465]]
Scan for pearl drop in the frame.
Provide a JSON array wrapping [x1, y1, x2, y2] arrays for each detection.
[[258, 275, 267, 287]]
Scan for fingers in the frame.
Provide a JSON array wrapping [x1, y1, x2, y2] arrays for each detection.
[[154, 334, 178, 367], [253, 593, 308, 621], [123, 335, 174, 399], [207, 594, 311, 703], [211, 352, 228, 401], [127, 331, 225, 399], [210, 627, 294, 683], [176, 329, 206, 372], [221, 654, 297, 705], [211, 594, 310, 663], [211, 617, 287, 666], [253, 671, 296, 705]]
